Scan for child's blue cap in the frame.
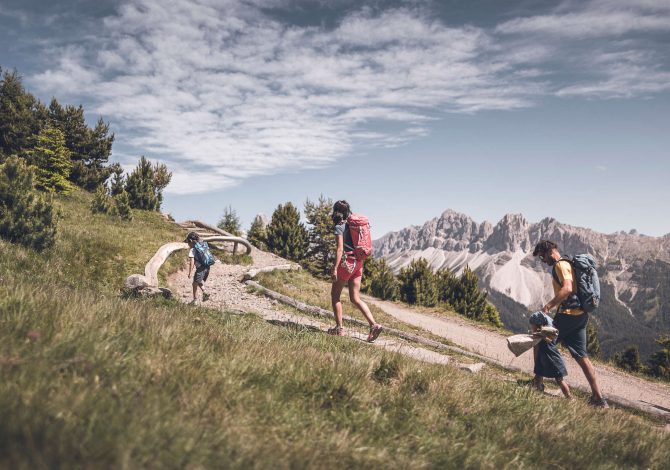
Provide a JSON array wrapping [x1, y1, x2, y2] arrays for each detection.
[[529, 311, 553, 327]]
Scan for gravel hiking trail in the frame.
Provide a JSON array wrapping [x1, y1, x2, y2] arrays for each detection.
[[363, 295, 670, 412], [167, 248, 482, 370]]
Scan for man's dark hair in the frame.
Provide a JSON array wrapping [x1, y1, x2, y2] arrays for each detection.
[[533, 240, 558, 257]]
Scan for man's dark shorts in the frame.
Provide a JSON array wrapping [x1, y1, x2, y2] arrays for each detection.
[[553, 312, 588, 359], [193, 267, 209, 285]]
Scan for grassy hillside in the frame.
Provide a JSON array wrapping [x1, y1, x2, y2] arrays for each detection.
[[1, 191, 669, 469]]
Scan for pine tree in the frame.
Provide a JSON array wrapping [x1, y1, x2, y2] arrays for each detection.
[[28, 126, 73, 193], [91, 185, 112, 214], [0, 69, 43, 157], [125, 156, 172, 211], [247, 214, 268, 250], [442, 266, 501, 325], [435, 268, 458, 305], [109, 163, 125, 196], [217, 205, 241, 236], [265, 202, 308, 262], [586, 322, 601, 358], [613, 345, 644, 373], [369, 258, 399, 300], [361, 256, 381, 293], [450, 266, 488, 319], [48, 99, 115, 190], [114, 190, 133, 221], [398, 258, 437, 307], [647, 335, 670, 379], [0, 156, 58, 251], [304, 195, 335, 277]]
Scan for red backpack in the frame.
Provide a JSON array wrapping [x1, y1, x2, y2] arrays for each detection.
[[347, 214, 372, 260]]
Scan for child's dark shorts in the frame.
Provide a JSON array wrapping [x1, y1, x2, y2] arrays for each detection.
[[193, 267, 210, 285], [554, 312, 589, 359], [534, 340, 568, 379]]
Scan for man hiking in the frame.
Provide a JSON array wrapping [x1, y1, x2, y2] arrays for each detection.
[[533, 240, 608, 408]]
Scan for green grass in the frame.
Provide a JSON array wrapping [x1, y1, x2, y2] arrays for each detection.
[[1, 190, 669, 468]]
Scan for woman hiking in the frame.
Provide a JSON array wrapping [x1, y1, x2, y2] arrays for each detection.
[[329, 200, 383, 342]]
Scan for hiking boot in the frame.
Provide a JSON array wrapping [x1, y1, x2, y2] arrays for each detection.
[[327, 326, 345, 336], [588, 396, 609, 409], [189, 299, 200, 306], [516, 378, 544, 392], [367, 324, 383, 343], [202, 292, 210, 302]]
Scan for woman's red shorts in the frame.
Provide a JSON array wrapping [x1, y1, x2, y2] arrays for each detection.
[[336, 256, 363, 282]]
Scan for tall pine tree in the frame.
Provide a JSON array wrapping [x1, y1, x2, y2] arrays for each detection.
[[28, 126, 73, 193], [303, 195, 335, 277], [217, 205, 242, 236], [398, 258, 438, 307], [0, 69, 43, 157], [125, 156, 171, 211], [266, 202, 308, 262], [369, 258, 399, 300]]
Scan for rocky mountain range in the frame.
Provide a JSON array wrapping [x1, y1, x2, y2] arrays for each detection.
[[374, 210, 670, 359]]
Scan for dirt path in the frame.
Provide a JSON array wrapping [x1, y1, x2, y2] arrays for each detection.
[[166, 248, 480, 370], [363, 295, 670, 412]]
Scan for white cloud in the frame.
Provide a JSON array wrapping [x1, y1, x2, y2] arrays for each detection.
[[496, 0, 670, 37], [29, 0, 540, 194], [26, 0, 670, 194]]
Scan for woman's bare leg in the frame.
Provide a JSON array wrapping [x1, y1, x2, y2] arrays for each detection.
[[348, 276, 376, 326], [331, 278, 347, 328]]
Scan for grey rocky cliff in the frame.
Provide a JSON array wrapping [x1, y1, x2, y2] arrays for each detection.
[[374, 209, 670, 359]]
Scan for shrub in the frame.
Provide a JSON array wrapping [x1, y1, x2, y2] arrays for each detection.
[[0, 156, 58, 251], [114, 190, 133, 221], [90, 185, 112, 214], [247, 214, 268, 250], [647, 335, 670, 379], [613, 345, 644, 373]]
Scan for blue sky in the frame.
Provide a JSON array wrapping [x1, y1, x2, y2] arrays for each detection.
[[2, 0, 670, 237]]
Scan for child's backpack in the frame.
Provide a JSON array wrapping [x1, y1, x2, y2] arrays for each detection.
[[193, 241, 216, 267], [552, 254, 600, 313], [346, 214, 372, 260]]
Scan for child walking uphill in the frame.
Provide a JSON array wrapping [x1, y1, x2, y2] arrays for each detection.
[[329, 200, 383, 342], [185, 231, 212, 305], [529, 311, 571, 398]]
